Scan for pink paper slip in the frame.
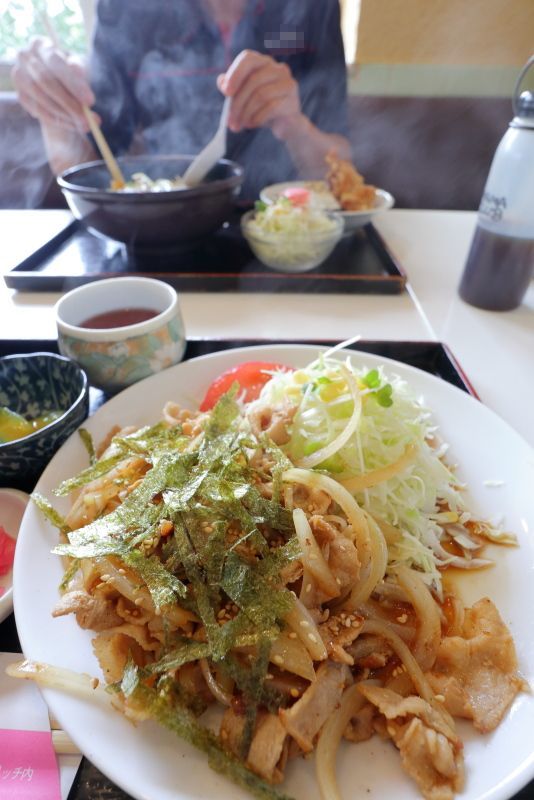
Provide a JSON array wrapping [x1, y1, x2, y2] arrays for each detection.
[[0, 729, 61, 800]]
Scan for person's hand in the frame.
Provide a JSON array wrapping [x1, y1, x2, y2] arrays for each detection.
[[11, 37, 97, 132], [217, 50, 303, 140]]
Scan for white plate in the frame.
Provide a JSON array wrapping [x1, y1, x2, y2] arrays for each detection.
[[260, 181, 395, 230], [14, 345, 534, 800], [0, 488, 30, 623]]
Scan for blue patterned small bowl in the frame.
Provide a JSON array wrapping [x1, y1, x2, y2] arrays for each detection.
[[0, 353, 89, 489]]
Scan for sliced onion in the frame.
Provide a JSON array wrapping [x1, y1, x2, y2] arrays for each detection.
[[294, 364, 362, 469], [394, 565, 441, 671], [316, 682, 368, 800], [285, 596, 328, 661], [293, 508, 340, 600], [341, 444, 417, 492]]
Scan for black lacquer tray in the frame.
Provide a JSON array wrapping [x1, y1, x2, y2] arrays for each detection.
[[2, 337, 531, 800], [3, 219, 406, 294]]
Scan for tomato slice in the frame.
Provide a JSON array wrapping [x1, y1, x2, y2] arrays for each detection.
[[199, 361, 293, 412]]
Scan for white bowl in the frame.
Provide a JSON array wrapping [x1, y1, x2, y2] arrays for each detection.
[[260, 181, 395, 232]]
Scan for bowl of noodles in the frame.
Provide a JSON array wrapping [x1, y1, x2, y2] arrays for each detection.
[[58, 155, 244, 250]]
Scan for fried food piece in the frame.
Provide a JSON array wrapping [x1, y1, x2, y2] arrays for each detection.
[[325, 152, 376, 211]]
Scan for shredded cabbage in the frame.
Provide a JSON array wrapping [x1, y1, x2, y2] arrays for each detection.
[[252, 356, 505, 594], [247, 197, 339, 238]]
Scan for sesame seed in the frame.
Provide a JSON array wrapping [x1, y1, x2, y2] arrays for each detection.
[[273, 655, 284, 665], [299, 621, 310, 628], [336, 577, 342, 585], [288, 632, 297, 639], [290, 688, 300, 698], [100, 574, 110, 582], [118, 568, 126, 575], [306, 584, 312, 593], [134, 598, 143, 606], [308, 633, 318, 643]]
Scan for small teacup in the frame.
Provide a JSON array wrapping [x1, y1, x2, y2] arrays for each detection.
[[56, 277, 186, 392]]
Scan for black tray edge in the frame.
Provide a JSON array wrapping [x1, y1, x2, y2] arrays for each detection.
[[3, 222, 406, 294]]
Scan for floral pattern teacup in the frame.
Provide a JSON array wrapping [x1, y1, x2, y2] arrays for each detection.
[[56, 277, 186, 393]]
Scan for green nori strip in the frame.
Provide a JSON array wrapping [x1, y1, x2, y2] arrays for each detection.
[[129, 680, 295, 800], [221, 552, 295, 629], [54, 424, 186, 497], [58, 558, 81, 593], [54, 453, 126, 496], [120, 654, 141, 698], [123, 549, 187, 605], [78, 428, 95, 464], [217, 652, 286, 714], [238, 637, 272, 759], [31, 492, 68, 531], [145, 638, 211, 675]]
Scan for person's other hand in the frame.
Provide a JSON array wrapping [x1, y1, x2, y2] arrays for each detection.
[[11, 37, 97, 132], [217, 50, 302, 140]]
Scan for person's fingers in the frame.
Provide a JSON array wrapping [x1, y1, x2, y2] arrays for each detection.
[[219, 49, 268, 98], [236, 80, 290, 130], [44, 45, 95, 107], [229, 63, 281, 130], [13, 38, 92, 128], [247, 96, 291, 130], [14, 57, 88, 130], [17, 87, 85, 131]]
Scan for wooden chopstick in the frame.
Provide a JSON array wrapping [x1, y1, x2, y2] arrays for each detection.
[[42, 10, 125, 189], [82, 106, 126, 189], [49, 712, 81, 756]]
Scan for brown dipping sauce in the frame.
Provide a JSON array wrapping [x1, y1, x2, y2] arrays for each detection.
[[80, 308, 160, 329]]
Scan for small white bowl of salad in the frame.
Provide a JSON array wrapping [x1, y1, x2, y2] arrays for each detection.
[[241, 188, 344, 273]]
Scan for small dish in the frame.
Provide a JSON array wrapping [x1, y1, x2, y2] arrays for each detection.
[[241, 209, 344, 273], [55, 277, 186, 393], [0, 353, 89, 488], [0, 488, 29, 623], [260, 181, 395, 232]]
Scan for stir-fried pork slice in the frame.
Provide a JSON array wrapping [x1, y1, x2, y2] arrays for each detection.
[[279, 662, 350, 752], [220, 709, 287, 783], [248, 403, 297, 446], [247, 712, 288, 783], [93, 632, 147, 683], [427, 597, 526, 732], [310, 515, 360, 593], [344, 702, 376, 742], [319, 612, 364, 665], [359, 685, 464, 800], [52, 590, 122, 630]]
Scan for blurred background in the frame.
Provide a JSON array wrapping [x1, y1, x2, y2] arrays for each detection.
[[0, 0, 533, 210]]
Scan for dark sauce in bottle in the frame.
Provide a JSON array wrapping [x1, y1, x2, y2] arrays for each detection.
[[80, 308, 160, 329], [459, 227, 534, 311]]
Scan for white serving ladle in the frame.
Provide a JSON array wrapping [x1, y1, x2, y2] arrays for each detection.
[[182, 96, 231, 187]]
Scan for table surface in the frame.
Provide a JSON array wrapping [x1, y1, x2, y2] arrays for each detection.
[[1, 208, 533, 446]]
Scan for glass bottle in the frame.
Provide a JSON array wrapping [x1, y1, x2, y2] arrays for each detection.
[[459, 56, 534, 311]]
